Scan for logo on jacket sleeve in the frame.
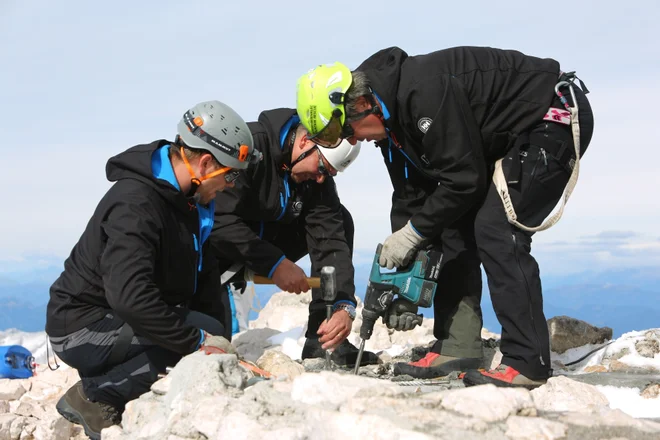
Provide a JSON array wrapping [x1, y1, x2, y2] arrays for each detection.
[[418, 117, 433, 133]]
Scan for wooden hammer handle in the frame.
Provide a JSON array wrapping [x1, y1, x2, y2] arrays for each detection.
[[252, 275, 321, 289]]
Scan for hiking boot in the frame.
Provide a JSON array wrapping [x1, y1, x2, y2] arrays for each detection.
[[56, 381, 121, 440], [392, 352, 482, 378], [463, 364, 547, 390], [301, 338, 380, 367]]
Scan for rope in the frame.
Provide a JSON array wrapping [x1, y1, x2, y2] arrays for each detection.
[[492, 80, 581, 232]]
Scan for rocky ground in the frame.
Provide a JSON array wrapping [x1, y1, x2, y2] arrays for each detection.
[[1, 291, 659, 439]]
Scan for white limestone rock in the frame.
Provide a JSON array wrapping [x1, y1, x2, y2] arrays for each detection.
[[249, 290, 311, 331], [531, 376, 609, 413], [0, 379, 27, 401], [290, 371, 405, 409], [440, 384, 535, 423], [232, 327, 282, 363], [505, 416, 568, 440], [560, 406, 660, 434], [255, 349, 304, 380]]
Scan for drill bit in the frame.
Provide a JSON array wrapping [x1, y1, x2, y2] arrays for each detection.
[[353, 339, 366, 375]]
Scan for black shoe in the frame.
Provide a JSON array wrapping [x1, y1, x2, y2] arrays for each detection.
[[56, 381, 121, 440], [301, 338, 380, 367]]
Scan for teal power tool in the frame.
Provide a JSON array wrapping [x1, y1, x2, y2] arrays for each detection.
[[353, 244, 443, 374]]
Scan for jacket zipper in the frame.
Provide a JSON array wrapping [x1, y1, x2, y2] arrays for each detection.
[[512, 233, 544, 366], [192, 233, 199, 294]]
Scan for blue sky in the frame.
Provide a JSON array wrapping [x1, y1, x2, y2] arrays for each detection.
[[1, 0, 659, 277]]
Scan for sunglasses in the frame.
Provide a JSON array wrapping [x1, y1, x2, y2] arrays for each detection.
[[307, 106, 378, 148], [289, 146, 334, 177], [180, 147, 241, 184], [316, 149, 332, 177]]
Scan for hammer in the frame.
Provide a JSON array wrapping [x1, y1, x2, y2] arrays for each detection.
[[320, 266, 337, 369]]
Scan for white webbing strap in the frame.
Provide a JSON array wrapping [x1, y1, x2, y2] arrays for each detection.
[[493, 82, 581, 233]]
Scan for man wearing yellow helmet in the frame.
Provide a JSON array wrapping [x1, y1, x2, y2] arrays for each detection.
[[209, 108, 379, 368], [297, 47, 594, 389]]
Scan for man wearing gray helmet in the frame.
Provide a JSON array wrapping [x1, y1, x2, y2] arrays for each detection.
[[211, 108, 380, 367], [45, 100, 260, 440]]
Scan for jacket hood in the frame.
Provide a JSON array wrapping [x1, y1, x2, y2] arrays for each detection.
[[106, 140, 192, 213], [354, 46, 408, 122], [256, 108, 298, 168]]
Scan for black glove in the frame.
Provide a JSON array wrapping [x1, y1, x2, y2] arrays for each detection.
[[384, 299, 423, 331]]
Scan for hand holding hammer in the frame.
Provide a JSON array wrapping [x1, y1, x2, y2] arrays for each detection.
[[245, 260, 320, 293]]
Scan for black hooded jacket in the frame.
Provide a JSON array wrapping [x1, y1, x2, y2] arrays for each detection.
[[211, 108, 357, 305], [46, 141, 224, 354], [356, 46, 561, 237]]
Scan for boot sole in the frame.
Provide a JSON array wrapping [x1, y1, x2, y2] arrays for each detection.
[[392, 357, 482, 379], [56, 396, 101, 440], [462, 371, 544, 390]]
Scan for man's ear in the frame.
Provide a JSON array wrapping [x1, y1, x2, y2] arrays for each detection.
[[199, 153, 215, 173]]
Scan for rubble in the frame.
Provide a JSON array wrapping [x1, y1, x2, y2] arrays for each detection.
[[1, 291, 659, 439]]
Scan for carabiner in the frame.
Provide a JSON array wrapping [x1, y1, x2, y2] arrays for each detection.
[[554, 80, 578, 112]]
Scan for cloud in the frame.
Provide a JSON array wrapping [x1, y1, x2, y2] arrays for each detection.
[[581, 231, 639, 240], [534, 232, 660, 275], [620, 242, 660, 251]]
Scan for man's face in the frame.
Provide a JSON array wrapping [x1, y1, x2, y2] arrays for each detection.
[[195, 155, 237, 204], [346, 114, 387, 144], [345, 96, 387, 143], [290, 142, 337, 184]]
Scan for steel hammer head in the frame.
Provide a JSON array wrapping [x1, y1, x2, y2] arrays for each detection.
[[320, 266, 337, 301]]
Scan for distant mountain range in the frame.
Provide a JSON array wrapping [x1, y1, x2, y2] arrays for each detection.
[[1, 260, 658, 338]]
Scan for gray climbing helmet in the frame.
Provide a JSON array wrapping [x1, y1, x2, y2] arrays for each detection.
[[176, 100, 261, 170]]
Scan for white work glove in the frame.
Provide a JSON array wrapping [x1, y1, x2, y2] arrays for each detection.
[[379, 221, 426, 269]]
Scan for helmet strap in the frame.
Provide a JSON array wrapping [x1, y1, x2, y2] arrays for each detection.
[[179, 146, 207, 201], [281, 126, 299, 172], [287, 145, 317, 173]]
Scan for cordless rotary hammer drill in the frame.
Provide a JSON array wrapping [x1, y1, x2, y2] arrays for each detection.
[[353, 243, 444, 373]]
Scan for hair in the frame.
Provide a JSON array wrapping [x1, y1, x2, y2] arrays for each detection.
[[170, 136, 222, 167], [344, 71, 372, 117], [295, 122, 308, 141]]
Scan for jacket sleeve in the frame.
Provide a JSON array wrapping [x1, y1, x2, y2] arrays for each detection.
[[100, 191, 201, 355], [407, 75, 488, 238], [303, 178, 357, 305], [211, 166, 286, 278]]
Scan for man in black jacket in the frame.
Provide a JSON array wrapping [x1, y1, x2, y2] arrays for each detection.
[[46, 100, 260, 439], [296, 46, 594, 388], [211, 108, 379, 367]]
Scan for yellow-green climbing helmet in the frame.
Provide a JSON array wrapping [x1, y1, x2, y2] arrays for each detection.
[[296, 62, 352, 148]]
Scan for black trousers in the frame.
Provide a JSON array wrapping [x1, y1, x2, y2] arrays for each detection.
[[49, 309, 224, 408], [473, 86, 594, 379], [429, 85, 594, 379], [227, 205, 355, 339]]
